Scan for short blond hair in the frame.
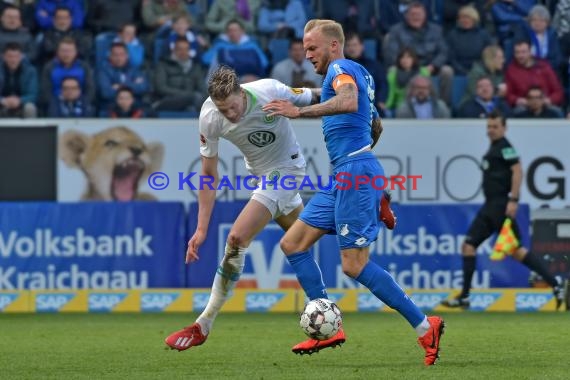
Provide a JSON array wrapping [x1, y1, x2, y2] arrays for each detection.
[[207, 66, 241, 101], [304, 19, 345, 47], [458, 5, 480, 24]]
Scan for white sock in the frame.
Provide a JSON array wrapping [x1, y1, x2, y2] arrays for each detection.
[[196, 243, 245, 335], [415, 316, 431, 337]]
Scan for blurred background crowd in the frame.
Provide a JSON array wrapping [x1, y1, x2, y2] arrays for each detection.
[[0, 0, 568, 120]]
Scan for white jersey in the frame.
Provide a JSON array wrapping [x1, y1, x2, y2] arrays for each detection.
[[199, 79, 313, 176]]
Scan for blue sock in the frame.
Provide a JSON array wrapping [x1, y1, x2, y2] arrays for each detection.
[[355, 261, 425, 328], [286, 251, 328, 300]]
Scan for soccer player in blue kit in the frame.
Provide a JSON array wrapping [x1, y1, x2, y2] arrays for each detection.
[[264, 19, 445, 365]]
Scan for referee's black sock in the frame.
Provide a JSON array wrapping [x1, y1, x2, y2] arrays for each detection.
[[522, 252, 559, 288], [461, 256, 476, 298]]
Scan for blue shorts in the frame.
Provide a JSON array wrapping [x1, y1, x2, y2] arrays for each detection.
[[299, 156, 384, 249]]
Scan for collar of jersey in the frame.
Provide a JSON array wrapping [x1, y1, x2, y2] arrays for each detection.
[[243, 88, 257, 116]]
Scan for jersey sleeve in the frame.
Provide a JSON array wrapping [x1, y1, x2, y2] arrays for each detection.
[[501, 142, 520, 166], [198, 104, 221, 158], [271, 79, 313, 106]]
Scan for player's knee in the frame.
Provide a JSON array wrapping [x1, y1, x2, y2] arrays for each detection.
[[280, 237, 297, 255], [341, 260, 364, 279], [227, 232, 247, 249]]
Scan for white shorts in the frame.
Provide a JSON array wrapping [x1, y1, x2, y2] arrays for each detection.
[[250, 167, 305, 218]]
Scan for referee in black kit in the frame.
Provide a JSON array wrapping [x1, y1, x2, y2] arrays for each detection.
[[441, 110, 565, 310]]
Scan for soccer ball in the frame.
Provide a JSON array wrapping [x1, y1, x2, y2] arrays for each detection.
[[299, 298, 342, 340]]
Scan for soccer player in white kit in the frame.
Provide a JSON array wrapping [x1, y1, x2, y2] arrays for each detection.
[[165, 66, 326, 351]]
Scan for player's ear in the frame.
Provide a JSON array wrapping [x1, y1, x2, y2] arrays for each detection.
[[59, 129, 90, 168]]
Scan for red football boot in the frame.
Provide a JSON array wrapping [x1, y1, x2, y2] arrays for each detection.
[[164, 323, 207, 351], [417, 316, 445, 366], [379, 191, 397, 230], [292, 328, 346, 355]]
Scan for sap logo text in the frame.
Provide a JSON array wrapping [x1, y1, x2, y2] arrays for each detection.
[[246, 293, 285, 312], [410, 293, 449, 310], [358, 293, 385, 312], [0, 293, 18, 311], [141, 293, 179, 312], [516, 293, 553, 311], [193, 292, 210, 312], [36, 293, 75, 312], [89, 293, 127, 312], [469, 293, 502, 311], [327, 293, 345, 304]]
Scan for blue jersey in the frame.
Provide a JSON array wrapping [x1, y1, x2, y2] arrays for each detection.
[[321, 59, 378, 167]]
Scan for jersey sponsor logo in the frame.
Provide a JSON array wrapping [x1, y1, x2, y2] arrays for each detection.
[[469, 292, 501, 311], [36, 293, 75, 312], [193, 292, 210, 311], [410, 292, 449, 310], [248, 131, 276, 147], [358, 293, 385, 311], [141, 292, 180, 312], [501, 147, 518, 160], [515, 293, 553, 311], [263, 114, 276, 124], [245, 292, 285, 311], [0, 293, 18, 311], [339, 224, 349, 236], [88, 293, 127, 312], [289, 87, 304, 95]]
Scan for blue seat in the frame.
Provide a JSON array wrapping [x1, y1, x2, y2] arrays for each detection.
[[154, 38, 169, 64], [363, 39, 377, 61], [451, 75, 468, 110], [95, 32, 116, 70], [268, 38, 290, 66]]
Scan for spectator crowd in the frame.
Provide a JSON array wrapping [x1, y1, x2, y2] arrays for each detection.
[[0, 0, 568, 119]]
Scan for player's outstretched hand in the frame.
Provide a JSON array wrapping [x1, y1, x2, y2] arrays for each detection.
[[186, 230, 206, 264], [262, 100, 301, 118]]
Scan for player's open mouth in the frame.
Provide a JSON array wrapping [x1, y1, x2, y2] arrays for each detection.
[[112, 158, 145, 201]]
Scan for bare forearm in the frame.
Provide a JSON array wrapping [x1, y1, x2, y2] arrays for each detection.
[[196, 179, 218, 233], [511, 165, 522, 198], [299, 84, 357, 117]]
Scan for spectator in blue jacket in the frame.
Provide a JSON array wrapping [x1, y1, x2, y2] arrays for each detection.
[[35, 0, 84, 30], [491, 0, 536, 44], [257, 0, 307, 39], [166, 13, 207, 61], [47, 76, 95, 117], [0, 42, 37, 118], [202, 19, 268, 80], [97, 42, 149, 110], [40, 36, 94, 110], [113, 23, 144, 69], [457, 76, 511, 118], [512, 5, 562, 72]]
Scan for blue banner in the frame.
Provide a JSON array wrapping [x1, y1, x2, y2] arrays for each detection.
[[318, 203, 531, 289], [0, 202, 186, 289], [187, 201, 531, 289], [187, 201, 310, 288]]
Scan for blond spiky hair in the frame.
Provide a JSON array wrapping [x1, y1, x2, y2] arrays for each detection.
[[207, 65, 241, 101], [304, 19, 345, 46]]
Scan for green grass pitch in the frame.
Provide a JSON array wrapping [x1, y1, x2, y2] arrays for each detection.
[[1, 312, 569, 379]]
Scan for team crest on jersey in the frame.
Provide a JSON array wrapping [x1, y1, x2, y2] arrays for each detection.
[[248, 131, 276, 147], [263, 114, 276, 124], [289, 87, 304, 95], [200, 134, 206, 146], [268, 170, 280, 181]]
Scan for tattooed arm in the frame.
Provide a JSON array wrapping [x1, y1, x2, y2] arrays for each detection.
[[263, 83, 357, 118]]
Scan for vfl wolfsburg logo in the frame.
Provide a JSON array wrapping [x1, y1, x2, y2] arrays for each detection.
[[268, 170, 280, 181], [248, 131, 276, 147], [263, 114, 276, 123]]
